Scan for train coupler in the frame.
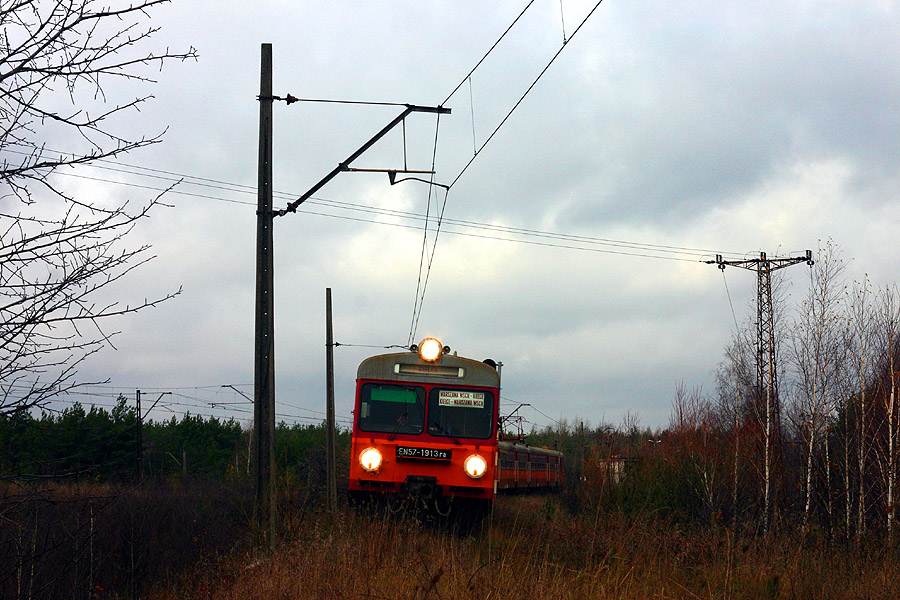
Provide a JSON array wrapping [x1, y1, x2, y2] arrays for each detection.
[[404, 475, 438, 499]]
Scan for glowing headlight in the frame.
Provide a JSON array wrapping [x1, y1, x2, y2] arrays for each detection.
[[418, 338, 443, 362], [464, 454, 488, 479], [359, 447, 383, 472]]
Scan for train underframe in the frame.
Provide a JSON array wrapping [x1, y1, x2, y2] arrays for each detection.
[[349, 475, 493, 517]]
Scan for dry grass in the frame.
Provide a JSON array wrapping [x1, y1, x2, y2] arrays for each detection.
[[156, 494, 900, 600], [0, 480, 252, 600]]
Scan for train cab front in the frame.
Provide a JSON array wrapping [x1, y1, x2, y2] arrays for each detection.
[[349, 339, 501, 510]]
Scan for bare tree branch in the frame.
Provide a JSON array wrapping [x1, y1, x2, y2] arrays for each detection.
[[0, 1, 194, 415]]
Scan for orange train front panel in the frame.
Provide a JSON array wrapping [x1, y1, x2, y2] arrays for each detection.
[[350, 348, 502, 503], [350, 436, 496, 499]]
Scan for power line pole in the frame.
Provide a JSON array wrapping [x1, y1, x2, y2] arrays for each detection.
[[251, 43, 449, 543], [135, 389, 171, 482], [325, 288, 337, 512], [707, 249, 813, 533], [254, 42, 276, 552], [136, 389, 142, 481]]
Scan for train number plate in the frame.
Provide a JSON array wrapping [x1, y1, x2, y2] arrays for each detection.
[[396, 446, 451, 461]]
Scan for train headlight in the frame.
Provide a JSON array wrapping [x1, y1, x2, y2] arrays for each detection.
[[418, 338, 443, 362], [359, 447, 383, 473], [464, 454, 488, 479]]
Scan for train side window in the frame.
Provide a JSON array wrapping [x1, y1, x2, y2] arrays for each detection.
[[358, 383, 425, 434]]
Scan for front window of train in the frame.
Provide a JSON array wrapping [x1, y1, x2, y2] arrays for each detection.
[[358, 383, 425, 434], [427, 388, 495, 439]]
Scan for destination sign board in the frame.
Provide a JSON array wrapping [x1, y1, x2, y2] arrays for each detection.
[[438, 390, 485, 408]]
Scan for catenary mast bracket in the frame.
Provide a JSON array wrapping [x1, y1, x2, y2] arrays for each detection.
[[277, 104, 451, 217]]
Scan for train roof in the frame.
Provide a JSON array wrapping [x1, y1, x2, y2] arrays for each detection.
[[498, 441, 564, 458], [357, 350, 501, 388]]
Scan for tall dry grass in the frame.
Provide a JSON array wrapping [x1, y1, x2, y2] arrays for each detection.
[[0, 480, 252, 600], [158, 494, 900, 600]]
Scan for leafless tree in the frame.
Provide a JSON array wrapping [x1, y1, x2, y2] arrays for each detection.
[[671, 382, 721, 521], [835, 362, 853, 535], [873, 285, 900, 542], [787, 240, 847, 529], [0, 1, 196, 415], [716, 332, 755, 528], [846, 276, 876, 538]]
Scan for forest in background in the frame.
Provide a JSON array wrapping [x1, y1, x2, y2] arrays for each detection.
[[0, 399, 351, 484]]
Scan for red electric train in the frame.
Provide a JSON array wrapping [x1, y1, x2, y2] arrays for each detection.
[[348, 338, 563, 514]]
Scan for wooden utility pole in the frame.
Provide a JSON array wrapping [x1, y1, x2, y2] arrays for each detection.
[[325, 288, 337, 512], [251, 41, 449, 538], [254, 42, 276, 551], [136, 389, 142, 481]]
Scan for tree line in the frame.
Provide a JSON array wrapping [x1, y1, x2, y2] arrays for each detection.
[[0, 397, 350, 486]]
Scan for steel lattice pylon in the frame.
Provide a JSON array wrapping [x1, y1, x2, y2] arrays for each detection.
[[708, 250, 813, 532], [757, 257, 779, 442]]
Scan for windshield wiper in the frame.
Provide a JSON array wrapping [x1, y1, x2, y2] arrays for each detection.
[[430, 422, 461, 445], [387, 414, 407, 441]]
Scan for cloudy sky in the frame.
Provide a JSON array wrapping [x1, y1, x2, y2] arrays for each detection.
[[39, 0, 900, 430]]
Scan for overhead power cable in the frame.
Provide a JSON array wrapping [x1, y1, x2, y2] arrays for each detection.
[[721, 269, 742, 336], [40, 391, 353, 426], [6, 144, 748, 263], [27, 157, 746, 262], [42, 175, 725, 262]]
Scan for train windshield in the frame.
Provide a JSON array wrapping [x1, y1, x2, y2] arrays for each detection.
[[357, 383, 425, 434], [427, 388, 495, 439]]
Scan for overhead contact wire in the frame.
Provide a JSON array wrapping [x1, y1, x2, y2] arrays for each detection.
[[447, 0, 606, 191], [408, 111, 444, 346], [441, 0, 538, 105], [406, 2, 539, 345], [410, 186, 451, 345], [409, 0, 606, 337], [275, 98, 408, 107], [469, 76, 477, 156]]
